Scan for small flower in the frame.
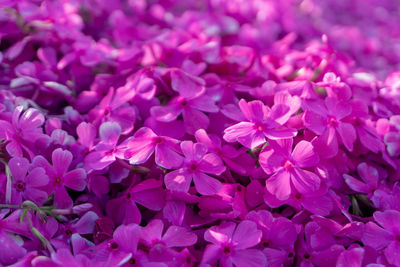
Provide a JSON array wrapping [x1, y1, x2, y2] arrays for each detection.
[[164, 141, 225, 195], [260, 139, 320, 200], [32, 148, 86, 208], [0, 106, 47, 158], [124, 127, 183, 169], [9, 157, 49, 205], [202, 220, 266, 266], [224, 99, 297, 149]]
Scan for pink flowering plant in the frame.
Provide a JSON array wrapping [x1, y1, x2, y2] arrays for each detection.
[[0, 0, 400, 266]]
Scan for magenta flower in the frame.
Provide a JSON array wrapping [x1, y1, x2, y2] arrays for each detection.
[[9, 157, 48, 205], [202, 220, 266, 266], [0, 106, 47, 158], [58, 211, 99, 240], [124, 127, 183, 169], [223, 99, 297, 149], [0, 211, 28, 265], [344, 163, 380, 196], [304, 97, 356, 158], [362, 210, 400, 266], [260, 138, 320, 200], [348, 101, 384, 154], [84, 122, 124, 170], [140, 219, 197, 249], [101, 223, 142, 266], [164, 141, 225, 195], [32, 148, 87, 208], [151, 70, 218, 134], [246, 210, 298, 251], [195, 129, 252, 175], [336, 247, 364, 267], [88, 87, 136, 134], [106, 179, 165, 225]]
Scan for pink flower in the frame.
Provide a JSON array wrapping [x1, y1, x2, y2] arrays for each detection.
[[164, 141, 225, 195], [32, 148, 87, 208], [88, 87, 136, 134], [9, 157, 49, 205], [84, 122, 124, 170], [304, 97, 356, 158], [195, 129, 252, 175], [362, 210, 400, 266], [0, 106, 47, 158], [260, 138, 320, 200], [0, 211, 28, 265], [124, 127, 183, 169], [151, 70, 218, 134], [223, 99, 297, 149], [106, 179, 165, 225], [202, 220, 266, 266], [140, 219, 197, 249], [344, 163, 380, 196]]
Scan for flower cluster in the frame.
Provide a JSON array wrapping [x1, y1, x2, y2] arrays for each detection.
[[0, 0, 400, 266]]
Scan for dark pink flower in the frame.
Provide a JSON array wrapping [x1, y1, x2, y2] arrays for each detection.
[[32, 148, 86, 208], [9, 157, 48, 205], [260, 138, 320, 200], [164, 141, 225, 195], [124, 127, 183, 169], [151, 70, 218, 134], [88, 87, 136, 134], [202, 220, 266, 266], [84, 122, 124, 170], [362, 210, 400, 266], [0, 106, 47, 158], [304, 97, 356, 158], [224, 99, 297, 149], [106, 179, 165, 225]]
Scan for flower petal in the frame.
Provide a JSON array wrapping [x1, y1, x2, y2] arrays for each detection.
[[52, 148, 72, 176], [64, 168, 86, 191], [265, 169, 292, 200], [238, 99, 265, 123], [114, 223, 141, 254], [193, 172, 222, 195], [155, 143, 183, 169], [99, 121, 121, 143], [232, 220, 262, 249], [292, 141, 319, 168], [337, 122, 356, 151], [231, 249, 267, 267], [291, 168, 320, 194], [165, 169, 191, 193], [162, 226, 197, 247]]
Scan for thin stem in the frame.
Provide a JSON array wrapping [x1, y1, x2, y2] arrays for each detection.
[[0, 203, 22, 209]]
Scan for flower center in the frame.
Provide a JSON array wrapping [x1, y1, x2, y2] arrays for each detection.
[[15, 182, 25, 192], [106, 147, 117, 156], [153, 136, 163, 145], [55, 176, 63, 185], [223, 246, 231, 255], [328, 116, 338, 127], [65, 229, 73, 236], [178, 97, 188, 107], [304, 253, 311, 259], [283, 160, 294, 171], [129, 258, 136, 265], [254, 122, 265, 132], [104, 107, 112, 117], [189, 163, 198, 172], [109, 242, 118, 250]]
